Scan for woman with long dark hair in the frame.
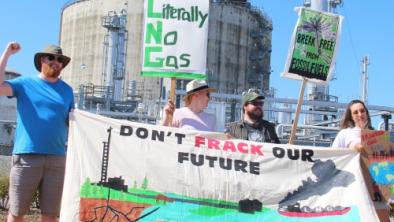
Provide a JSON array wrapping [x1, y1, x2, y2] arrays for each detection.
[[332, 99, 373, 151]]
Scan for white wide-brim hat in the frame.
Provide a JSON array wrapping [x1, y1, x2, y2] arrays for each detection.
[[183, 79, 216, 100]]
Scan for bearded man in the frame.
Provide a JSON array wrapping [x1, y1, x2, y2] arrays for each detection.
[[225, 89, 280, 144], [0, 42, 74, 222]]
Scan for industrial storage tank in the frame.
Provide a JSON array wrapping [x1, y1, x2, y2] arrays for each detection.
[[60, 0, 156, 108], [207, 1, 272, 94], [60, 0, 272, 112], [0, 71, 20, 155]]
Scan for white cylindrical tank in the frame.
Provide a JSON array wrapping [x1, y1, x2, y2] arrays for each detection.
[[60, 0, 159, 102]]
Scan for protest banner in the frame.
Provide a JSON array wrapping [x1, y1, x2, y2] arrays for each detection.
[[282, 7, 343, 83], [59, 110, 379, 222], [141, 0, 209, 79]]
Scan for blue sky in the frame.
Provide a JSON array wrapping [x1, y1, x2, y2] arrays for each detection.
[[255, 0, 394, 109], [1, 0, 393, 110]]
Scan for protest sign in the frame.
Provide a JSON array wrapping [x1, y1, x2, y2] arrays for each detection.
[[141, 0, 209, 79], [361, 130, 394, 221], [361, 130, 394, 200], [282, 7, 343, 83]]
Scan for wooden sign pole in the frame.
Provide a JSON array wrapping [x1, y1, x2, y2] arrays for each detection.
[[170, 77, 176, 102], [288, 78, 307, 144], [165, 77, 177, 124]]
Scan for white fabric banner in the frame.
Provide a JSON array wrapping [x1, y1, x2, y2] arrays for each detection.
[[60, 110, 379, 222], [141, 0, 209, 79]]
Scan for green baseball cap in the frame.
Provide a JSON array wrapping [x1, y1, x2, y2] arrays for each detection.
[[242, 91, 265, 106]]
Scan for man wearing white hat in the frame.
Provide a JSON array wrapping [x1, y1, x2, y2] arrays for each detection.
[[0, 42, 74, 222], [161, 79, 217, 132]]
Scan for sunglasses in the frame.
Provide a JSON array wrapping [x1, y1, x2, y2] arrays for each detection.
[[206, 92, 210, 98], [46, 55, 65, 64], [247, 101, 263, 106]]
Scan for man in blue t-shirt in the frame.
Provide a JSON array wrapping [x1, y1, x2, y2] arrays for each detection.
[[0, 42, 74, 222]]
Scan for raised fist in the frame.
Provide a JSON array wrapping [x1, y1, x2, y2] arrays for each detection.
[[5, 42, 21, 55], [10, 43, 20, 50]]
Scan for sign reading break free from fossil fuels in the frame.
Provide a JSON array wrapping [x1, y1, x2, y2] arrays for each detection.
[[141, 0, 209, 79], [282, 7, 343, 83]]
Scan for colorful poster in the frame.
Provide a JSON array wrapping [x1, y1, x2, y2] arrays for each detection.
[[60, 110, 379, 222], [141, 0, 209, 79], [361, 130, 394, 202], [282, 7, 343, 83]]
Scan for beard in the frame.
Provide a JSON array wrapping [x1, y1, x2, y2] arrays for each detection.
[[246, 108, 263, 121], [41, 63, 61, 78]]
